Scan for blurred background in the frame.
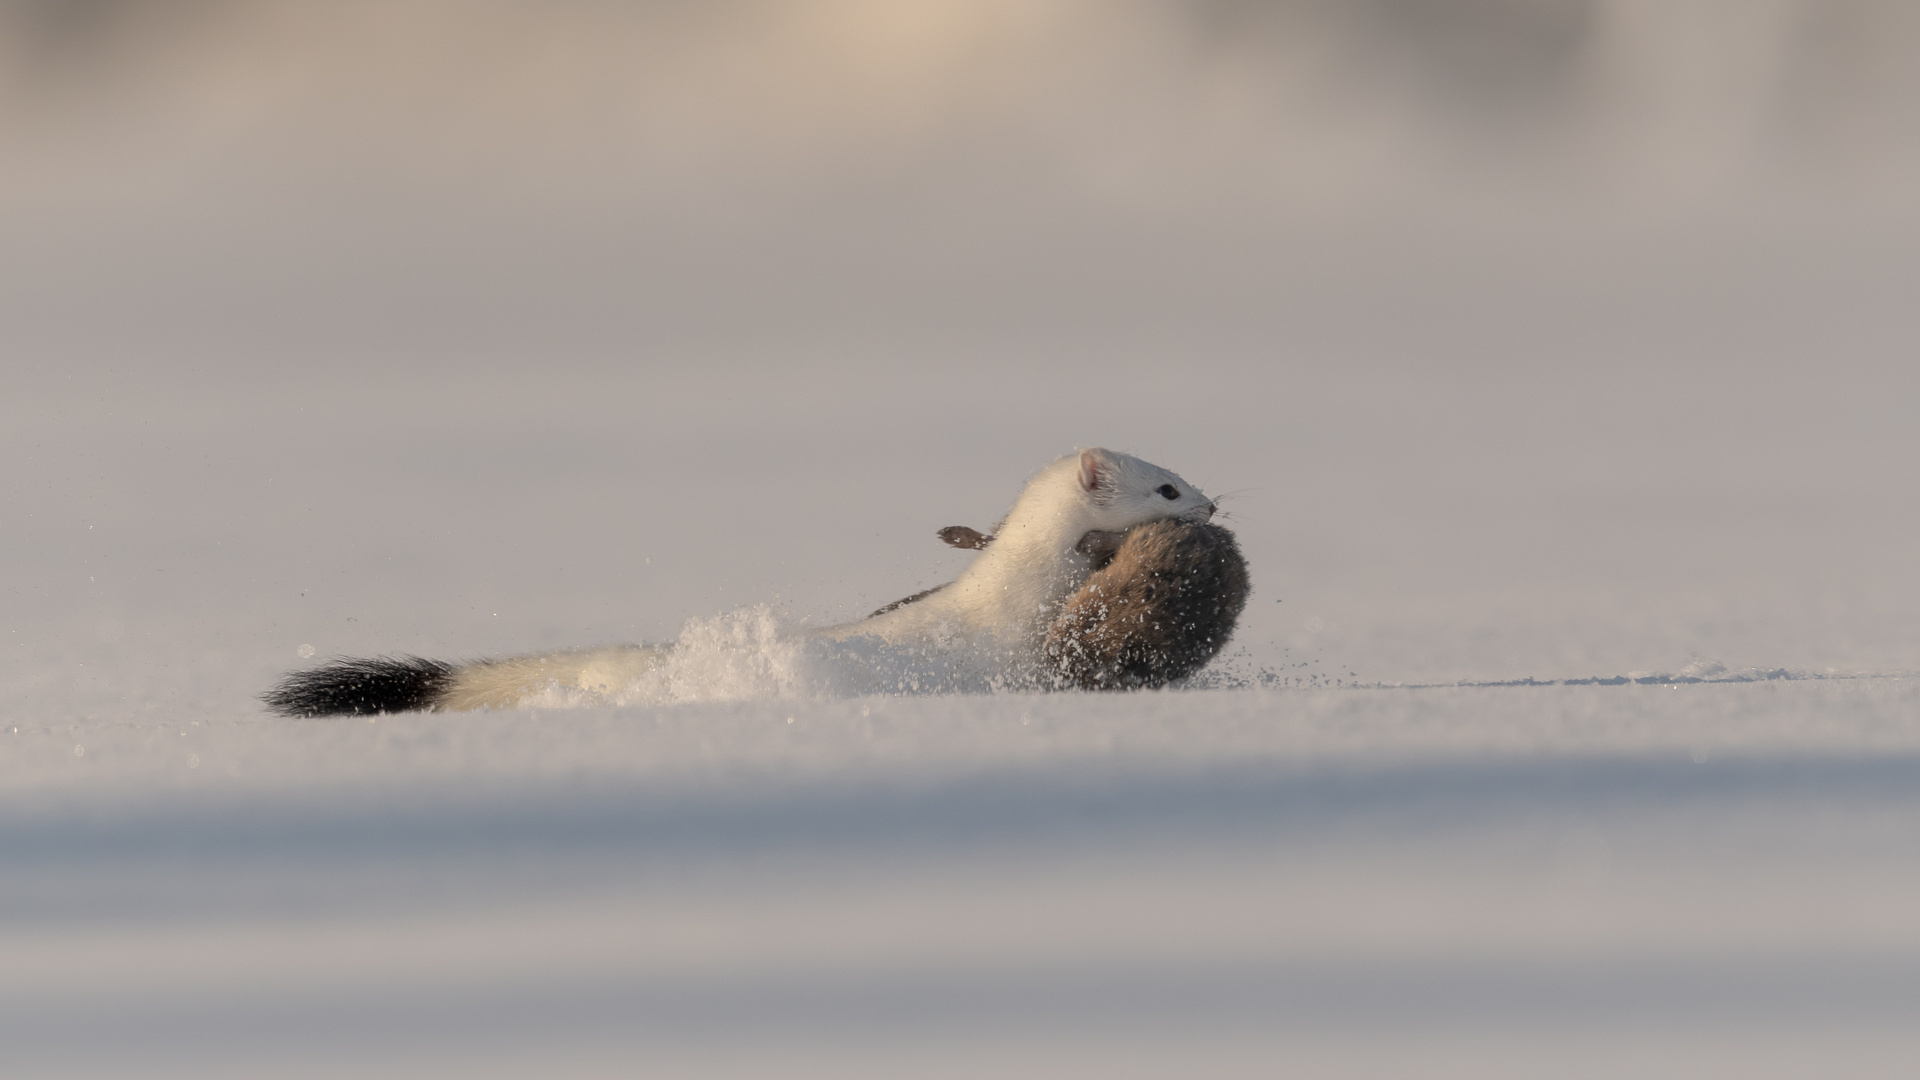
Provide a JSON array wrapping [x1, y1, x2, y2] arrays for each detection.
[[7, 0, 1920, 696], [8, 6, 1920, 1078]]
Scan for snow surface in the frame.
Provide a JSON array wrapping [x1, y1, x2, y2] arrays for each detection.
[[9, 4, 1920, 1076], [9, 679, 1920, 1079], [9, 401, 1920, 1077]]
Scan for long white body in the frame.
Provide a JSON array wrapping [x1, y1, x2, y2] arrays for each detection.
[[439, 449, 1214, 707]]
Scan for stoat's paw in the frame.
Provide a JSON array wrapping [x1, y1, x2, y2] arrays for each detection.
[[937, 525, 994, 550]]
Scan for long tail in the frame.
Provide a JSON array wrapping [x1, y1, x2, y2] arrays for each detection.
[[264, 646, 666, 717]]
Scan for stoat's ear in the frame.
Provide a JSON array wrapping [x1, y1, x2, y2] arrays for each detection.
[[1078, 449, 1106, 492]]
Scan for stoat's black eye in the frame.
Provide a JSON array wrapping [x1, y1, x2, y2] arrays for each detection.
[[1157, 484, 1179, 500]]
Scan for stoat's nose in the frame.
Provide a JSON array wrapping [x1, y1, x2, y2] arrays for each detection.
[[1183, 501, 1216, 523]]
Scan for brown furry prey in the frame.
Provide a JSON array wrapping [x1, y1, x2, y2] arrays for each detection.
[[878, 518, 1251, 689]]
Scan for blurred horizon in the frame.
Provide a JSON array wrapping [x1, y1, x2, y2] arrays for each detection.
[[8, 1, 1920, 207], [5, 0, 1920, 406]]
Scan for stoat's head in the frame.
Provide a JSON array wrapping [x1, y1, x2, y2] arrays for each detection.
[[1071, 448, 1215, 530]]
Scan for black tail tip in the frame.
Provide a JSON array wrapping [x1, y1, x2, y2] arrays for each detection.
[[263, 655, 457, 718]]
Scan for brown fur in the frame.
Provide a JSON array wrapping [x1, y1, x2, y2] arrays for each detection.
[[1074, 529, 1128, 567], [937, 525, 994, 550], [1044, 520, 1250, 689]]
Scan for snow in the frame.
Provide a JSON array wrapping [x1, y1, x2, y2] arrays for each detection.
[[8, 681, 1920, 1078], [8, 4, 1920, 1076], [11, 423, 1920, 1080]]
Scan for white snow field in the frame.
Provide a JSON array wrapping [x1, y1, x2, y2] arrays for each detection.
[[8, 400, 1920, 1079], [7, 3, 1920, 1077]]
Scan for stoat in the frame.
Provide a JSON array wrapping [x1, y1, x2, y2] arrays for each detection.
[[811, 449, 1217, 678], [264, 448, 1227, 715]]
